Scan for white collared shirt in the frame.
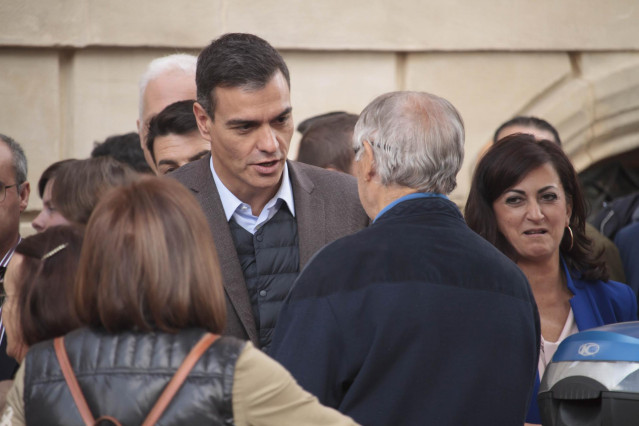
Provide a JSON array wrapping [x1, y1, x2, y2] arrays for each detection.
[[210, 157, 295, 234]]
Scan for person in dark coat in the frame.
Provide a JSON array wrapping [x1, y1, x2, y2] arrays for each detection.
[[270, 91, 541, 426]]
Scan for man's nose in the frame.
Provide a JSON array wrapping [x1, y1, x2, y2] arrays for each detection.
[[257, 126, 279, 153]]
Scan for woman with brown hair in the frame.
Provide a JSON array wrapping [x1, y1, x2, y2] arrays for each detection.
[[465, 134, 637, 425], [3, 177, 358, 425], [31, 160, 77, 233], [0, 226, 84, 407], [50, 156, 140, 225]]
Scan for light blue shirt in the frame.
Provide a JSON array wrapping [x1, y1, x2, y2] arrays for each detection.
[[210, 157, 295, 234], [373, 192, 449, 223]]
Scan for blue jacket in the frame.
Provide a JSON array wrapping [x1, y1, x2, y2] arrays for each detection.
[[526, 260, 638, 423], [614, 221, 639, 297]]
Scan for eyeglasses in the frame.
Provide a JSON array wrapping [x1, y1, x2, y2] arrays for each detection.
[[0, 182, 19, 203]]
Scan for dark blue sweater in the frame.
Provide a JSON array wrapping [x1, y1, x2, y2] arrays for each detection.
[[271, 197, 540, 426]]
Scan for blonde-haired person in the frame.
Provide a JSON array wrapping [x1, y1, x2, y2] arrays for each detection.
[[3, 177, 358, 426]]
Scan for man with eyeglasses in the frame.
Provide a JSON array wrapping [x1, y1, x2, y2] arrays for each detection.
[[0, 134, 30, 381]]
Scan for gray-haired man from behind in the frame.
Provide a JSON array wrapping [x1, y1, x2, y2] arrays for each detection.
[[271, 91, 540, 426]]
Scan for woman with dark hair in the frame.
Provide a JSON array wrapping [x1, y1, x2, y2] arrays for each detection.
[[3, 177, 357, 426], [465, 134, 637, 425]]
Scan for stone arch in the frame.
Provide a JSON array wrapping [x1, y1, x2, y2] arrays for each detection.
[[521, 53, 639, 173]]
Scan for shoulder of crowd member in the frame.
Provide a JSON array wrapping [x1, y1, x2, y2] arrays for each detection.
[[167, 153, 210, 181], [288, 161, 364, 208], [233, 342, 360, 426], [289, 161, 370, 234], [285, 222, 378, 302], [289, 160, 354, 186]]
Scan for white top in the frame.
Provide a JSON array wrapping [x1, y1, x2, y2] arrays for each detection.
[[538, 307, 579, 379], [210, 157, 295, 234]]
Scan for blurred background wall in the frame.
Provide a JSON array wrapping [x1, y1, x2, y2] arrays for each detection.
[[1, 0, 638, 231]]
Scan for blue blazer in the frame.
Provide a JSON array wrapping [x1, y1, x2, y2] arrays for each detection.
[[526, 259, 638, 423]]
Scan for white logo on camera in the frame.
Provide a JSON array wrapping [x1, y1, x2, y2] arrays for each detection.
[[578, 343, 600, 357]]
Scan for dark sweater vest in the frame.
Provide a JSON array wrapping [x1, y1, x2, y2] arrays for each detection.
[[24, 327, 245, 425], [229, 205, 299, 351]]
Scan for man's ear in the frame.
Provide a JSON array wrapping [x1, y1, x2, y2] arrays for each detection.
[[193, 102, 213, 142], [18, 181, 30, 213], [361, 141, 377, 182]]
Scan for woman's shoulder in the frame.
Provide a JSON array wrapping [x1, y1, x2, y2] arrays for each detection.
[[573, 273, 638, 321], [577, 275, 633, 297]]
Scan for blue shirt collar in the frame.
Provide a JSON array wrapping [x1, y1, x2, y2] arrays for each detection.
[[373, 192, 449, 223]]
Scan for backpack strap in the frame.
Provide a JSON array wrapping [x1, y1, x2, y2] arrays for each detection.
[[54, 332, 219, 426], [142, 332, 219, 425], [54, 337, 96, 426]]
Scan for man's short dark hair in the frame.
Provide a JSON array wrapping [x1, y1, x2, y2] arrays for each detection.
[[91, 132, 153, 174], [297, 111, 349, 135], [297, 112, 359, 174], [196, 33, 290, 118], [493, 116, 561, 145], [146, 100, 199, 164]]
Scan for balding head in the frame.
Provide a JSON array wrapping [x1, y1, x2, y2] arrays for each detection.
[[137, 54, 197, 172], [353, 91, 465, 194]]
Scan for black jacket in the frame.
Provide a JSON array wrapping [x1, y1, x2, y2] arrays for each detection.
[[24, 327, 245, 425]]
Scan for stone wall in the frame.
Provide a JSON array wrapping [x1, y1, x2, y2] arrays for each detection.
[[1, 0, 638, 234]]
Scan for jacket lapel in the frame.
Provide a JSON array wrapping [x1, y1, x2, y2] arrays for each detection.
[[565, 260, 604, 331], [183, 156, 258, 345], [289, 161, 326, 269]]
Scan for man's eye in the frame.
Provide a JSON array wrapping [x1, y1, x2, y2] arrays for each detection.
[[234, 124, 253, 132]]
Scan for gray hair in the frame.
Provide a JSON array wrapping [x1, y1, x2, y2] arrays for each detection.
[[0, 133, 27, 186], [138, 54, 197, 121], [353, 91, 464, 194]]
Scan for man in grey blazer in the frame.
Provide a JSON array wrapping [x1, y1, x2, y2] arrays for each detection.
[[171, 33, 368, 351]]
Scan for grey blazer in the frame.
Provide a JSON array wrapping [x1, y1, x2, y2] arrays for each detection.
[[171, 155, 368, 346]]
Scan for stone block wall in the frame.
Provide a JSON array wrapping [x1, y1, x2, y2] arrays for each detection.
[[1, 0, 638, 234]]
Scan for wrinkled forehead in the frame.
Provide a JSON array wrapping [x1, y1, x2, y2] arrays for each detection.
[[142, 71, 197, 123], [0, 143, 16, 183]]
